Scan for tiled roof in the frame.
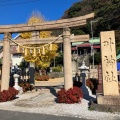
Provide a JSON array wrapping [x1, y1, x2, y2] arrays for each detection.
[[72, 38, 100, 46]]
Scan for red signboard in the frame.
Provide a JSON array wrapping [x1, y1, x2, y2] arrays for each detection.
[[98, 64, 102, 84], [97, 64, 103, 93]]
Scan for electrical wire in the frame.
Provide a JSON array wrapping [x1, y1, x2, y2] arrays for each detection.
[[0, 0, 39, 7]]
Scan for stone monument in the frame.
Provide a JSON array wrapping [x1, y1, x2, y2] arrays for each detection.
[[97, 31, 120, 105]]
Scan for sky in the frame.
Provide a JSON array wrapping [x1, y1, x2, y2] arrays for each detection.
[[0, 0, 81, 39], [0, 0, 80, 25]]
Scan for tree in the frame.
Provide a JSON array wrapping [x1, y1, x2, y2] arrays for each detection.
[[20, 11, 58, 68], [61, 0, 120, 52], [50, 52, 63, 67], [89, 52, 101, 65]]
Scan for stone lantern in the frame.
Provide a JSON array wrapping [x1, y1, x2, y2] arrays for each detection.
[[78, 61, 89, 79], [78, 61, 89, 73], [78, 61, 96, 100]]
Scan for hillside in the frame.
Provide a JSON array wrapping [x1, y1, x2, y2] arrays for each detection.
[[62, 0, 120, 53]]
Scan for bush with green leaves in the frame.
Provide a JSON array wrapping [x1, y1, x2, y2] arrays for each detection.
[[52, 66, 62, 72], [89, 52, 101, 65]]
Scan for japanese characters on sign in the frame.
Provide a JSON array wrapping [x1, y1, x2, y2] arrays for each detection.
[[100, 31, 119, 95], [102, 37, 117, 82]]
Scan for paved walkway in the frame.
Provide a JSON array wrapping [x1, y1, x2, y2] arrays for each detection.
[[14, 89, 56, 107]]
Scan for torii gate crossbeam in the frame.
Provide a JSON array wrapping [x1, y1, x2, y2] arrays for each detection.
[[0, 13, 94, 33], [0, 35, 89, 46]]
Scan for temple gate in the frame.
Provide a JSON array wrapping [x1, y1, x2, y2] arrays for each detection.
[[0, 13, 94, 91]]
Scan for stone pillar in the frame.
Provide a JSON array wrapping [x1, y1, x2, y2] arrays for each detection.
[[32, 31, 39, 39], [97, 31, 120, 105], [100, 31, 119, 96], [63, 27, 73, 90], [1, 32, 11, 91], [72, 60, 77, 74], [28, 31, 39, 85], [29, 62, 35, 84]]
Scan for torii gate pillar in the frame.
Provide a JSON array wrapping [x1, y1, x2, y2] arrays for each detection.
[[1, 32, 11, 91], [63, 27, 73, 90]]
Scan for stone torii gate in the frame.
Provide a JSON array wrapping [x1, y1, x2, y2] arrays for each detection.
[[0, 13, 94, 91]]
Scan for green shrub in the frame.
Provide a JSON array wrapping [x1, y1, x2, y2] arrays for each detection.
[[52, 66, 62, 72], [89, 52, 101, 65]]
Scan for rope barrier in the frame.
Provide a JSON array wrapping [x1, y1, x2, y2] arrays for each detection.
[[8, 34, 63, 49]]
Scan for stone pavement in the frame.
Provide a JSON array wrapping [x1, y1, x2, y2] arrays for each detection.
[[14, 89, 57, 107]]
